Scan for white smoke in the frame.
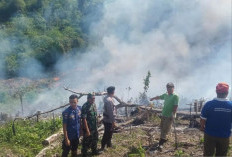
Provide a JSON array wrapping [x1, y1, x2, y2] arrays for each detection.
[[1, 0, 231, 115], [55, 0, 231, 106]]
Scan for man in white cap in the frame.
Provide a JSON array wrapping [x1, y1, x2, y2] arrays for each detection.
[[150, 82, 179, 148]]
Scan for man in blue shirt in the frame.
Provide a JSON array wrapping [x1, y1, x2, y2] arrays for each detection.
[[62, 94, 82, 157], [200, 82, 232, 156]]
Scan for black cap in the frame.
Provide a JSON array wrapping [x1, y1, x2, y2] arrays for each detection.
[[87, 93, 95, 99], [107, 86, 115, 94], [166, 82, 174, 88]]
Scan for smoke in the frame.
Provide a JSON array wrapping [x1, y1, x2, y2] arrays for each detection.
[[0, 0, 231, 115], [56, 0, 231, 104]]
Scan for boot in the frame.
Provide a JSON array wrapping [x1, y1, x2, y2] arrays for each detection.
[[92, 150, 102, 155], [71, 151, 77, 157], [158, 138, 167, 146]]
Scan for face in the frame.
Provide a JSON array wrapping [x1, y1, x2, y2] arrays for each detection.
[[109, 90, 115, 96], [88, 96, 95, 104], [167, 87, 174, 94], [69, 98, 78, 109]]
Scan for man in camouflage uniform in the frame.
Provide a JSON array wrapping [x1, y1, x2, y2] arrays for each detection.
[[81, 94, 100, 156]]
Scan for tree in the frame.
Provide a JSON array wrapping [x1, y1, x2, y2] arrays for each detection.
[[10, 0, 26, 12], [8, 78, 36, 115], [139, 71, 151, 105]]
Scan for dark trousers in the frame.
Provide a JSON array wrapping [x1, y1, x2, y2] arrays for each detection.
[[204, 133, 229, 156], [81, 130, 98, 155], [101, 122, 113, 148], [62, 138, 79, 157]]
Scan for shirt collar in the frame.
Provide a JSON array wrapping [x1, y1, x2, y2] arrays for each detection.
[[214, 98, 229, 101]]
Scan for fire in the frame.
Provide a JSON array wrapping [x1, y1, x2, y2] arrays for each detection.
[[53, 77, 60, 81]]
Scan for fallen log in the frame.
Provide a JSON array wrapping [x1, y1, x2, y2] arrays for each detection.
[[42, 130, 63, 146], [27, 103, 69, 119], [36, 141, 60, 157], [116, 103, 140, 109]]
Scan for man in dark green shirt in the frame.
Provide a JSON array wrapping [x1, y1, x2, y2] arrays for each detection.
[[150, 82, 179, 148], [81, 94, 100, 156]]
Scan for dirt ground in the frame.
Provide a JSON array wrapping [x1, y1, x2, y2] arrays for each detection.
[[41, 119, 232, 157]]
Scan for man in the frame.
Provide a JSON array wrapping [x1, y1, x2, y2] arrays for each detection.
[[62, 94, 82, 157], [100, 86, 122, 151], [150, 82, 179, 148], [81, 94, 100, 156], [200, 82, 232, 156]]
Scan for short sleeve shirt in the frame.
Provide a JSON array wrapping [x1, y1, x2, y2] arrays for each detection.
[[62, 106, 81, 140], [160, 93, 179, 117], [81, 102, 98, 132], [201, 98, 232, 138]]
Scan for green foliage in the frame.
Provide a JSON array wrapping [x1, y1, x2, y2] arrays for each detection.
[[199, 137, 204, 144], [11, 0, 26, 11], [175, 149, 185, 157], [138, 71, 151, 105], [143, 71, 151, 93], [128, 144, 145, 157], [5, 54, 19, 77], [0, 118, 62, 156], [0, 0, 102, 78]]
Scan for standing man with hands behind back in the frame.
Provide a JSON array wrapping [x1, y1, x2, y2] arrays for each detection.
[[150, 82, 179, 148]]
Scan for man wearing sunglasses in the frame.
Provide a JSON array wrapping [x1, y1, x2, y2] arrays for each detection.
[[150, 82, 179, 148]]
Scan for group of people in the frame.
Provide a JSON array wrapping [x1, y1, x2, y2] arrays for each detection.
[[61, 86, 118, 157], [61, 82, 232, 157]]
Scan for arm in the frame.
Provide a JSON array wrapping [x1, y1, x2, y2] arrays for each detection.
[[113, 95, 124, 104], [200, 118, 206, 131], [83, 118, 90, 136], [150, 96, 160, 101], [81, 105, 90, 137], [173, 105, 178, 114], [62, 111, 70, 146], [172, 95, 179, 118], [63, 123, 70, 146], [104, 99, 116, 126], [200, 102, 208, 131]]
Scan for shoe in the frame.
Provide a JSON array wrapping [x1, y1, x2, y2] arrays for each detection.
[[71, 151, 78, 157], [98, 147, 105, 153], [158, 139, 167, 146], [92, 150, 102, 155], [81, 154, 87, 157], [107, 144, 116, 149]]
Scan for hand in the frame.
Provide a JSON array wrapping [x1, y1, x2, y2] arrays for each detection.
[[80, 129, 83, 136], [112, 122, 117, 129], [172, 113, 176, 119], [200, 127, 205, 132], [65, 139, 70, 146], [86, 130, 91, 137]]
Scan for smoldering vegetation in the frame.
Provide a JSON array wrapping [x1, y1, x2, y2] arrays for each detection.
[[0, 0, 231, 116]]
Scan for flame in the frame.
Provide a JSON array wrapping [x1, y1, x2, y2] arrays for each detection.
[[53, 77, 60, 81]]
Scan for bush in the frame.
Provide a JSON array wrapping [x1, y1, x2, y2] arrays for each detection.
[[0, 118, 62, 156]]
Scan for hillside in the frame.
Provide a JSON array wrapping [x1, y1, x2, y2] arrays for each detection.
[[0, 0, 103, 78]]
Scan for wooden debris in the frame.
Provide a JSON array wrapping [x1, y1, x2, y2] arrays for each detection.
[[63, 86, 107, 99], [42, 130, 63, 146]]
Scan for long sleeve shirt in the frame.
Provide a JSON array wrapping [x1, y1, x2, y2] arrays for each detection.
[[103, 95, 116, 123]]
